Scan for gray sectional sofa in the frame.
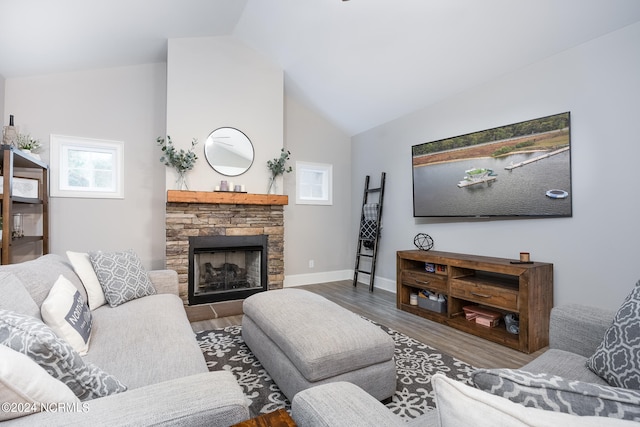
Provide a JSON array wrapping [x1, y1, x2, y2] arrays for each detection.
[[0, 254, 250, 426], [292, 298, 640, 426]]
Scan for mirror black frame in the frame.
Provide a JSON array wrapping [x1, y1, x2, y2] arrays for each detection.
[[204, 127, 255, 176]]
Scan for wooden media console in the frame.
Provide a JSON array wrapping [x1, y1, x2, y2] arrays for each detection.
[[397, 250, 553, 353]]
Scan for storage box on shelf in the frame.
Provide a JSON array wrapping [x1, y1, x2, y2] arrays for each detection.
[[396, 250, 553, 353], [0, 176, 39, 198], [417, 292, 447, 313]]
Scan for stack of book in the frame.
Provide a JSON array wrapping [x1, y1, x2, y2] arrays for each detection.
[[463, 306, 502, 328]]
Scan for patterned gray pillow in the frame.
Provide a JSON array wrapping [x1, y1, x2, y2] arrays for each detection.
[[89, 250, 156, 307], [587, 280, 640, 389], [472, 368, 640, 420], [0, 309, 127, 401]]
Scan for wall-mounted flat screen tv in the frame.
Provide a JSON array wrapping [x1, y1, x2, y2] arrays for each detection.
[[412, 112, 572, 218]]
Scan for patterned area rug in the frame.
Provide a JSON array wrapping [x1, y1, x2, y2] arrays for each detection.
[[196, 320, 477, 419]]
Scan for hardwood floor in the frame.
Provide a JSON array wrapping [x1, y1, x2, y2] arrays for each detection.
[[189, 280, 547, 369]]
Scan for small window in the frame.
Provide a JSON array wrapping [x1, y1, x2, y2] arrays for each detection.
[[50, 135, 124, 199], [296, 161, 332, 205]]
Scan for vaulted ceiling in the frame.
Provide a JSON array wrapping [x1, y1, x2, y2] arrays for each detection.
[[1, 0, 640, 135]]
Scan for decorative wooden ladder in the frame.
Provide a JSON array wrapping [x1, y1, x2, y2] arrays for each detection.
[[353, 172, 386, 292]]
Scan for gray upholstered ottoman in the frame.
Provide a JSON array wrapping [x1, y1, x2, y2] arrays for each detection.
[[242, 288, 396, 401]]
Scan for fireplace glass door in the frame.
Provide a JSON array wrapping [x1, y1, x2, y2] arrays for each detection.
[[188, 235, 268, 305], [194, 249, 262, 296]]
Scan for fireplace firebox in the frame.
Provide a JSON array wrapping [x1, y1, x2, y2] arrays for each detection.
[[188, 235, 268, 305]]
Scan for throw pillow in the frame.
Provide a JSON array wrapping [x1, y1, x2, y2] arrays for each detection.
[[587, 280, 640, 389], [89, 250, 156, 307], [0, 309, 127, 401], [0, 344, 80, 421], [0, 272, 40, 319], [472, 368, 640, 421], [66, 251, 107, 310], [41, 274, 93, 355], [433, 372, 635, 427]]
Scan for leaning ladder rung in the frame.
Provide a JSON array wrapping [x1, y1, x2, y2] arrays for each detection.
[[357, 269, 371, 274], [367, 188, 381, 193], [357, 253, 373, 258]]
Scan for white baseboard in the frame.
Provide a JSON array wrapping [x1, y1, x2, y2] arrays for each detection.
[[354, 274, 396, 293], [284, 270, 396, 294], [284, 270, 352, 287]]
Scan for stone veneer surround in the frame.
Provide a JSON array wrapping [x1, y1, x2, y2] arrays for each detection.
[[165, 190, 288, 303]]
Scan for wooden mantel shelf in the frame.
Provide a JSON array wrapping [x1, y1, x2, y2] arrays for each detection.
[[167, 190, 288, 206]]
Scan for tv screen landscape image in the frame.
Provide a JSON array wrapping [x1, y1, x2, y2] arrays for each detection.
[[412, 112, 572, 218]]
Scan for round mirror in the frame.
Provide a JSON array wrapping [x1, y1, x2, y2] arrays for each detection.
[[204, 127, 255, 176]]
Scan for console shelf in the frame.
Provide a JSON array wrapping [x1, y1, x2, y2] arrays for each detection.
[[397, 250, 553, 353]]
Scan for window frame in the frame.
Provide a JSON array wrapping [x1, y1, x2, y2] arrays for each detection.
[[295, 161, 333, 205], [50, 134, 124, 199]]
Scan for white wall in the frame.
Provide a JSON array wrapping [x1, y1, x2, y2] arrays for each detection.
[[0, 74, 5, 128], [283, 94, 352, 285], [167, 36, 357, 285], [351, 22, 640, 310], [1, 36, 351, 280], [4, 64, 168, 268], [166, 36, 284, 193]]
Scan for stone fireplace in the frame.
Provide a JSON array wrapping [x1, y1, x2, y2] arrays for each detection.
[[165, 190, 288, 304]]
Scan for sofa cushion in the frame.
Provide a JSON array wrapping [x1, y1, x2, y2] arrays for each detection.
[[0, 309, 126, 401], [89, 250, 156, 307], [66, 251, 107, 310], [472, 368, 640, 421], [433, 373, 636, 427], [587, 280, 640, 389], [520, 348, 608, 385], [0, 272, 40, 320], [82, 293, 207, 389], [291, 381, 407, 427], [41, 275, 93, 355], [0, 254, 88, 308], [0, 344, 80, 421]]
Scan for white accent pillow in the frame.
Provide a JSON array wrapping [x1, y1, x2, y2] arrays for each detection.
[[432, 373, 636, 427], [0, 345, 80, 421], [67, 251, 106, 310], [41, 275, 92, 355]]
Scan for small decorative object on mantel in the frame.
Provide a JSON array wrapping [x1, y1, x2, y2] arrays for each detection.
[[414, 233, 434, 251], [266, 148, 292, 194], [214, 180, 246, 192], [3, 115, 19, 146], [156, 136, 198, 190]]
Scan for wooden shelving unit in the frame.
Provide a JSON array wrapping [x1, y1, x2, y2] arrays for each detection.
[[0, 145, 49, 264], [397, 250, 553, 353]]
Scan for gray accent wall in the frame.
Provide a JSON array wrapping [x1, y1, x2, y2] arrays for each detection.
[[350, 22, 640, 310]]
